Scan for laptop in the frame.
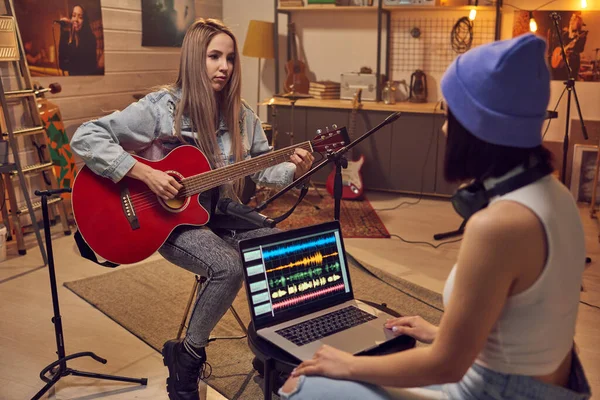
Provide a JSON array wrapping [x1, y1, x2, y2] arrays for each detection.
[[238, 220, 397, 361]]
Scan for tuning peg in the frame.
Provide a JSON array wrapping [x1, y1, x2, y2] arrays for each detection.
[[316, 129, 322, 135], [332, 124, 338, 130]]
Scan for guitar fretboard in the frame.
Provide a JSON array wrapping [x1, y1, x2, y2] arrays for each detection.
[[178, 141, 313, 197]]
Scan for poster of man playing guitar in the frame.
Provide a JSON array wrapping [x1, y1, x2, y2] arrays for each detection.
[[512, 11, 600, 82]]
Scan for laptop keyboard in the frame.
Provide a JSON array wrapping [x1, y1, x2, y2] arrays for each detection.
[[275, 305, 377, 346]]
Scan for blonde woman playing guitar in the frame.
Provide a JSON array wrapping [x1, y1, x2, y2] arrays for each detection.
[[69, 19, 317, 400], [550, 13, 588, 81]]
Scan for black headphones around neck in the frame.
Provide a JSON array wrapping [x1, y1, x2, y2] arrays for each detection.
[[451, 162, 554, 221]]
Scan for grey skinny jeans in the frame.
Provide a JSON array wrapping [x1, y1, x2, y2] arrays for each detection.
[[158, 224, 277, 348]]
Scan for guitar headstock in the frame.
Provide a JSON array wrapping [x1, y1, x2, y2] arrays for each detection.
[[311, 125, 350, 154]]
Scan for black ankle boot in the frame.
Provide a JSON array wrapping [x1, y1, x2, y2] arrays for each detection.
[[162, 339, 207, 400]]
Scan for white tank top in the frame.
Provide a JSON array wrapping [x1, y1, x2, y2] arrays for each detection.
[[442, 172, 586, 376]]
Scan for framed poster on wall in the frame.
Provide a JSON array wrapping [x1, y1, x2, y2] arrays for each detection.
[[142, 0, 196, 47], [570, 144, 600, 204], [14, 0, 105, 76], [513, 11, 600, 82]]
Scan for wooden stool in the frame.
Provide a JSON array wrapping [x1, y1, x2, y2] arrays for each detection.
[[177, 275, 248, 342]]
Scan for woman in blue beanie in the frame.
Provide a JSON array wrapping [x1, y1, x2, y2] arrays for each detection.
[[278, 33, 591, 400]]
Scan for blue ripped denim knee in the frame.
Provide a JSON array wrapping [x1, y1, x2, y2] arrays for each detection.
[[279, 350, 591, 400]]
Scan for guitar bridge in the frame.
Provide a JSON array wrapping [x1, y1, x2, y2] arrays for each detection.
[[120, 186, 140, 230]]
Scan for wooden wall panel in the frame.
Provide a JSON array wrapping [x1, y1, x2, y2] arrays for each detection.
[[102, 8, 142, 31], [45, 71, 178, 99]]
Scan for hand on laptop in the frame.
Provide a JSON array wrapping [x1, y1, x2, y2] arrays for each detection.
[[384, 315, 438, 345], [291, 344, 356, 380]]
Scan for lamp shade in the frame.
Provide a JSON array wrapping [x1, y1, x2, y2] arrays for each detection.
[[242, 20, 274, 59]]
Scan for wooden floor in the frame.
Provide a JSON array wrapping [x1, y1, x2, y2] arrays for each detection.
[[0, 191, 598, 400]]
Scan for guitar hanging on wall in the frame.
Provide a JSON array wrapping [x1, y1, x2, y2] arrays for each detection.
[[284, 22, 310, 94], [325, 89, 365, 200]]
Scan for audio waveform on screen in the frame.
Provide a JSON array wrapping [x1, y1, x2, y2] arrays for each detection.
[[262, 234, 337, 260], [271, 274, 342, 298], [269, 262, 341, 288], [265, 252, 338, 274], [272, 283, 346, 310]]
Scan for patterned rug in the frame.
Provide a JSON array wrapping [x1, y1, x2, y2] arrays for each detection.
[[249, 187, 390, 238], [64, 255, 443, 400]]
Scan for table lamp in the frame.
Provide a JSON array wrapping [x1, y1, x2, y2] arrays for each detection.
[[242, 20, 274, 118]]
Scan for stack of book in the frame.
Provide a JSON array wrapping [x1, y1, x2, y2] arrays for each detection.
[[280, 0, 304, 6], [309, 81, 340, 99]]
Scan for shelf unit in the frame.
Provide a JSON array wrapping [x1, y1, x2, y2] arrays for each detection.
[[274, 0, 391, 101], [273, 0, 502, 101]]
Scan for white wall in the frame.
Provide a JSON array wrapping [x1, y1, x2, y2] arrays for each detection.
[[222, 0, 277, 119]]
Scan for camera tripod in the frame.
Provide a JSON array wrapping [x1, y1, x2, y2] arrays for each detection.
[[550, 12, 591, 264], [31, 188, 147, 400]]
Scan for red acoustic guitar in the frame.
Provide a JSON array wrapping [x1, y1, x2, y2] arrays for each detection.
[[72, 127, 349, 265], [284, 22, 310, 94], [326, 89, 364, 200]]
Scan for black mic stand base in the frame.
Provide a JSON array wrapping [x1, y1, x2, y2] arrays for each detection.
[[33, 353, 148, 400], [433, 219, 466, 241], [31, 189, 147, 400]]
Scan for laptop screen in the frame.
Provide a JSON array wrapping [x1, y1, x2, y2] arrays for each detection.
[[239, 221, 354, 330]]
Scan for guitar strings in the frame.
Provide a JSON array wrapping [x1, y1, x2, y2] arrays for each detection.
[[122, 133, 340, 212], [130, 191, 158, 200], [132, 198, 160, 209], [126, 143, 311, 203], [181, 142, 313, 191], [125, 147, 304, 212], [159, 133, 331, 196], [182, 131, 333, 189], [179, 142, 313, 196]]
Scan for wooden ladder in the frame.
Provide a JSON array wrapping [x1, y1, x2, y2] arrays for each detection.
[[0, 0, 71, 264]]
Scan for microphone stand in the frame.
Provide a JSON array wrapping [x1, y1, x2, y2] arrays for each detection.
[[550, 12, 589, 184], [254, 112, 402, 222]]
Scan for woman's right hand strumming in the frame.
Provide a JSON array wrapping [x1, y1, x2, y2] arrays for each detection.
[[127, 162, 182, 200], [384, 315, 438, 344]]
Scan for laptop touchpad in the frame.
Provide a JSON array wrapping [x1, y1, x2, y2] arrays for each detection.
[[320, 322, 393, 355]]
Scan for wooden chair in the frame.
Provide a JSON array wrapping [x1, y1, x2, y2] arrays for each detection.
[[177, 275, 248, 341]]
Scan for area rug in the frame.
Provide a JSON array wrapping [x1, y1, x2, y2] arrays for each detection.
[[248, 187, 390, 238], [64, 255, 442, 400]]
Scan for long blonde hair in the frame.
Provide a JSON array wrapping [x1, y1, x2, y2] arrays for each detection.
[[171, 18, 245, 194]]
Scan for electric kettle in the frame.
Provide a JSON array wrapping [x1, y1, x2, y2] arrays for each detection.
[[409, 70, 427, 103]]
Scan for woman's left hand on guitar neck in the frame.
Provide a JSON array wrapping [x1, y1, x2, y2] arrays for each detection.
[[291, 148, 314, 180]]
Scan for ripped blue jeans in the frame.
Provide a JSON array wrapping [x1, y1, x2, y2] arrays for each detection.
[[279, 349, 591, 400]]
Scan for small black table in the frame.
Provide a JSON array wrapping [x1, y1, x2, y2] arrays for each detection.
[[247, 300, 416, 400]]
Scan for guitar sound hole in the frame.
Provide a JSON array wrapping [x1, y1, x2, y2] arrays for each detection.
[[163, 198, 186, 210], [159, 171, 189, 213]]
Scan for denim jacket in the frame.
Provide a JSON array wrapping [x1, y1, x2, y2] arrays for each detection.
[[70, 88, 296, 188]]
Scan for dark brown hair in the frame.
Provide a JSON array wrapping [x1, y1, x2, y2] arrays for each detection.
[[443, 108, 554, 183]]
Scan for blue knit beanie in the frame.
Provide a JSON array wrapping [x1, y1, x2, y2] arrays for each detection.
[[441, 33, 550, 148]]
